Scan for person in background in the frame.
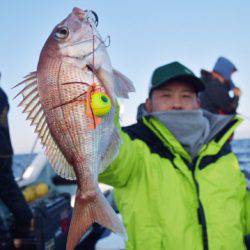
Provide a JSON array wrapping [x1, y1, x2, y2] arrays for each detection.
[[199, 56, 241, 115], [0, 72, 34, 247], [99, 62, 250, 250]]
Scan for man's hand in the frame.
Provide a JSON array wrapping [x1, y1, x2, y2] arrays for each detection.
[[13, 218, 35, 248]]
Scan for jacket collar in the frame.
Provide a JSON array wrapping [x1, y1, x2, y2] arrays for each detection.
[[142, 115, 243, 162]]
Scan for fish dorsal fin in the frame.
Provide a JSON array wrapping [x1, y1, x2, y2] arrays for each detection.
[[113, 69, 135, 98], [14, 72, 76, 180]]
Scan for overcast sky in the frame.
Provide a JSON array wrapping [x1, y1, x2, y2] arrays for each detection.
[[0, 0, 249, 153]]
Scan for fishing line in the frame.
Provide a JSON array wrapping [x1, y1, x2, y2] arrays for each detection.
[[104, 36, 111, 48], [90, 23, 95, 84]]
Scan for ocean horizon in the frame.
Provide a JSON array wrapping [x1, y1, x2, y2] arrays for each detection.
[[12, 138, 250, 185]]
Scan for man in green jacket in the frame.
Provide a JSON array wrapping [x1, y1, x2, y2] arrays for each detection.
[[99, 62, 250, 250]]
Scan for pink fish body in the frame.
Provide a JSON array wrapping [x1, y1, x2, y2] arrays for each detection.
[[14, 7, 134, 250]]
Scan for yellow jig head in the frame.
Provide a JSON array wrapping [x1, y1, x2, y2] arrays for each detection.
[[91, 92, 111, 117]]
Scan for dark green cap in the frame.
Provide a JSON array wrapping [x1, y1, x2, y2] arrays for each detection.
[[150, 62, 205, 93]]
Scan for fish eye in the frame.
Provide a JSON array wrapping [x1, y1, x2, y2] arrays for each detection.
[[54, 26, 69, 40]]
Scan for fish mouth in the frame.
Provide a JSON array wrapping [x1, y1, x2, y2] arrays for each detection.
[[60, 35, 104, 50], [60, 36, 104, 61]]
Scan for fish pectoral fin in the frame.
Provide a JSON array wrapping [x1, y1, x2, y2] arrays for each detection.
[[86, 63, 116, 104], [113, 69, 135, 98], [66, 187, 127, 250], [98, 127, 121, 173]]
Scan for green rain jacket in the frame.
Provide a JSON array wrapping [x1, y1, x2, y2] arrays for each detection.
[[99, 115, 250, 250]]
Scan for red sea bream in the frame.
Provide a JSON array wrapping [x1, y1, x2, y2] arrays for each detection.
[[14, 7, 135, 250]]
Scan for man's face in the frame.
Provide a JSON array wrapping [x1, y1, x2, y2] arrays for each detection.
[[145, 81, 200, 112]]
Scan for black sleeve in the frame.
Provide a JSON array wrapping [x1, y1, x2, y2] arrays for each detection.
[[0, 89, 13, 156], [205, 83, 239, 114], [0, 88, 8, 114], [0, 158, 33, 228]]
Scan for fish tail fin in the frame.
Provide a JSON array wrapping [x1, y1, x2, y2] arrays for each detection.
[[66, 187, 127, 250], [66, 195, 93, 250]]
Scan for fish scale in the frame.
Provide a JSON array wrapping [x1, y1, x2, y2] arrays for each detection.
[[14, 7, 135, 250]]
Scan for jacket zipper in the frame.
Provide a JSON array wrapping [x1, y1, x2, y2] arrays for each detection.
[[185, 158, 209, 250]]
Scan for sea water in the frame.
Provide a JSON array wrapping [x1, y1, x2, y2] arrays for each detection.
[[12, 139, 250, 183]]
